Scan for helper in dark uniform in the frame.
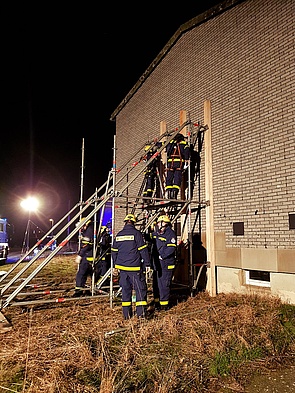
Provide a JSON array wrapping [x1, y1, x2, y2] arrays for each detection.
[[74, 218, 97, 297], [152, 214, 177, 310], [165, 133, 190, 199], [95, 225, 111, 284], [111, 213, 151, 319]]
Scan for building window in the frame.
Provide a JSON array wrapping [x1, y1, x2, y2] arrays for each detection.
[[245, 270, 270, 287], [233, 222, 244, 236], [289, 213, 295, 229]]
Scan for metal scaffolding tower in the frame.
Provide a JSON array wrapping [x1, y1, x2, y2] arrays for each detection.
[[0, 115, 210, 312]]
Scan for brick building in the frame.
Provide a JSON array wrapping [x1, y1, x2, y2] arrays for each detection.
[[110, 0, 295, 304]]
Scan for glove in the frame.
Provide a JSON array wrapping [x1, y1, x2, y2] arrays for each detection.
[[112, 268, 119, 276], [145, 266, 151, 274], [151, 221, 157, 231], [183, 161, 189, 171], [159, 256, 163, 260], [75, 255, 82, 264]]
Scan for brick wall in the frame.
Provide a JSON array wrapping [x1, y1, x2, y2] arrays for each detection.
[[113, 0, 295, 249]]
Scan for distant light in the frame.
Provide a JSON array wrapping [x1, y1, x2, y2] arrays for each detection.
[[20, 197, 39, 212]]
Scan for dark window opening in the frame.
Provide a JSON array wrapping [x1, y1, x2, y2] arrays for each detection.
[[233, 222, 244, 236], [289, 213, 295, 229], [249, 270, 270, 282]]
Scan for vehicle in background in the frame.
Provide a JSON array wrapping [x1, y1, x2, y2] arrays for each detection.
[[36, 236, 57, 252], [0, 218, 9, 265]]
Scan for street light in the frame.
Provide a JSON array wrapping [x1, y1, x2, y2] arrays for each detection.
[[49, 218, 54, 236], [20, 196, 39, 253], [20, 196, 39, 212], [48, 218, 57, 251]]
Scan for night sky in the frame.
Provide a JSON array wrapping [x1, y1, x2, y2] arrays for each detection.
[[1, 2, 221, 246]]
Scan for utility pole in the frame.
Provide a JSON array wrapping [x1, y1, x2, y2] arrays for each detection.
[[78, 138, 85, 251]]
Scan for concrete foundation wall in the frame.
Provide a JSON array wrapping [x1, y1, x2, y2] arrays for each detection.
[[217, 267, 295, 304]]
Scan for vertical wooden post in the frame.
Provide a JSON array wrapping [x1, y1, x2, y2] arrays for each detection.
[[179, 110, 190, 205], [180, 111, 190, 285], [204, 100, 217, 296], [179, 110, 188, 137], [160, 120, 167, 162]]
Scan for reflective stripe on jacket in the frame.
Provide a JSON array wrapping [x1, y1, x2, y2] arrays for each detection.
[[111, 223, 150, 270], [166, 140, 189, 163], [152, 225, 177, 265]]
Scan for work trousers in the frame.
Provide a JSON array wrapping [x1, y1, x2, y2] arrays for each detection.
[[95, 257, 111, 281], [166, 162, 183, 190], [153, 262, 174, 307], [119, 270, 148, 319], [76, 257, 93, 289], [143, 168, 156, 197]]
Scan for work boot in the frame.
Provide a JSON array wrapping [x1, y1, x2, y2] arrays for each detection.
[[73, 289, 83, 298], [138, 307, 154, 320], [171, 189, 178, 199]]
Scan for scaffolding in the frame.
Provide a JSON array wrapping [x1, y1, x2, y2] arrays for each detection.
[[0, 105, 213, 313], [113, 116, 209, 297]]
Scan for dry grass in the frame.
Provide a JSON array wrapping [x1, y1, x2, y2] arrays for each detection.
[[0, 256, 294, 392]]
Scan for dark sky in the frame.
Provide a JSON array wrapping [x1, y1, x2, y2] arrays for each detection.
[[1, 2, 221, 246]]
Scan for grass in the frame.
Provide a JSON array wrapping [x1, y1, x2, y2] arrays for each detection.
[[0, 255, 294, 392]]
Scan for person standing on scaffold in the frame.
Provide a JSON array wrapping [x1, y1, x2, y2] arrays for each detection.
[[165, 133, 190, 200], [142, 139, 162, 204]]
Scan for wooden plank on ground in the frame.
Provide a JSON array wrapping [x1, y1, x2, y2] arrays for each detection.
[[0, 311, 12, 333]]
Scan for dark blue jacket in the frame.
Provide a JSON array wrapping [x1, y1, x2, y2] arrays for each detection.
[[152, 225, 177, 264], [111, 223, 150, 271], [166, 139, 190, 163], [78, 225, 94, 258]]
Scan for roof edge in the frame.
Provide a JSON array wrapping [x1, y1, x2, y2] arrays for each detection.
[[110, 0, 246, 121]]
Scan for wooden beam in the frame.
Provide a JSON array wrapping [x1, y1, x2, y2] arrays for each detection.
[[179, 110, 189, 202], [179, 110, 189, 137], [204, 100, 217, 296], [159, 121, 167, 191]]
